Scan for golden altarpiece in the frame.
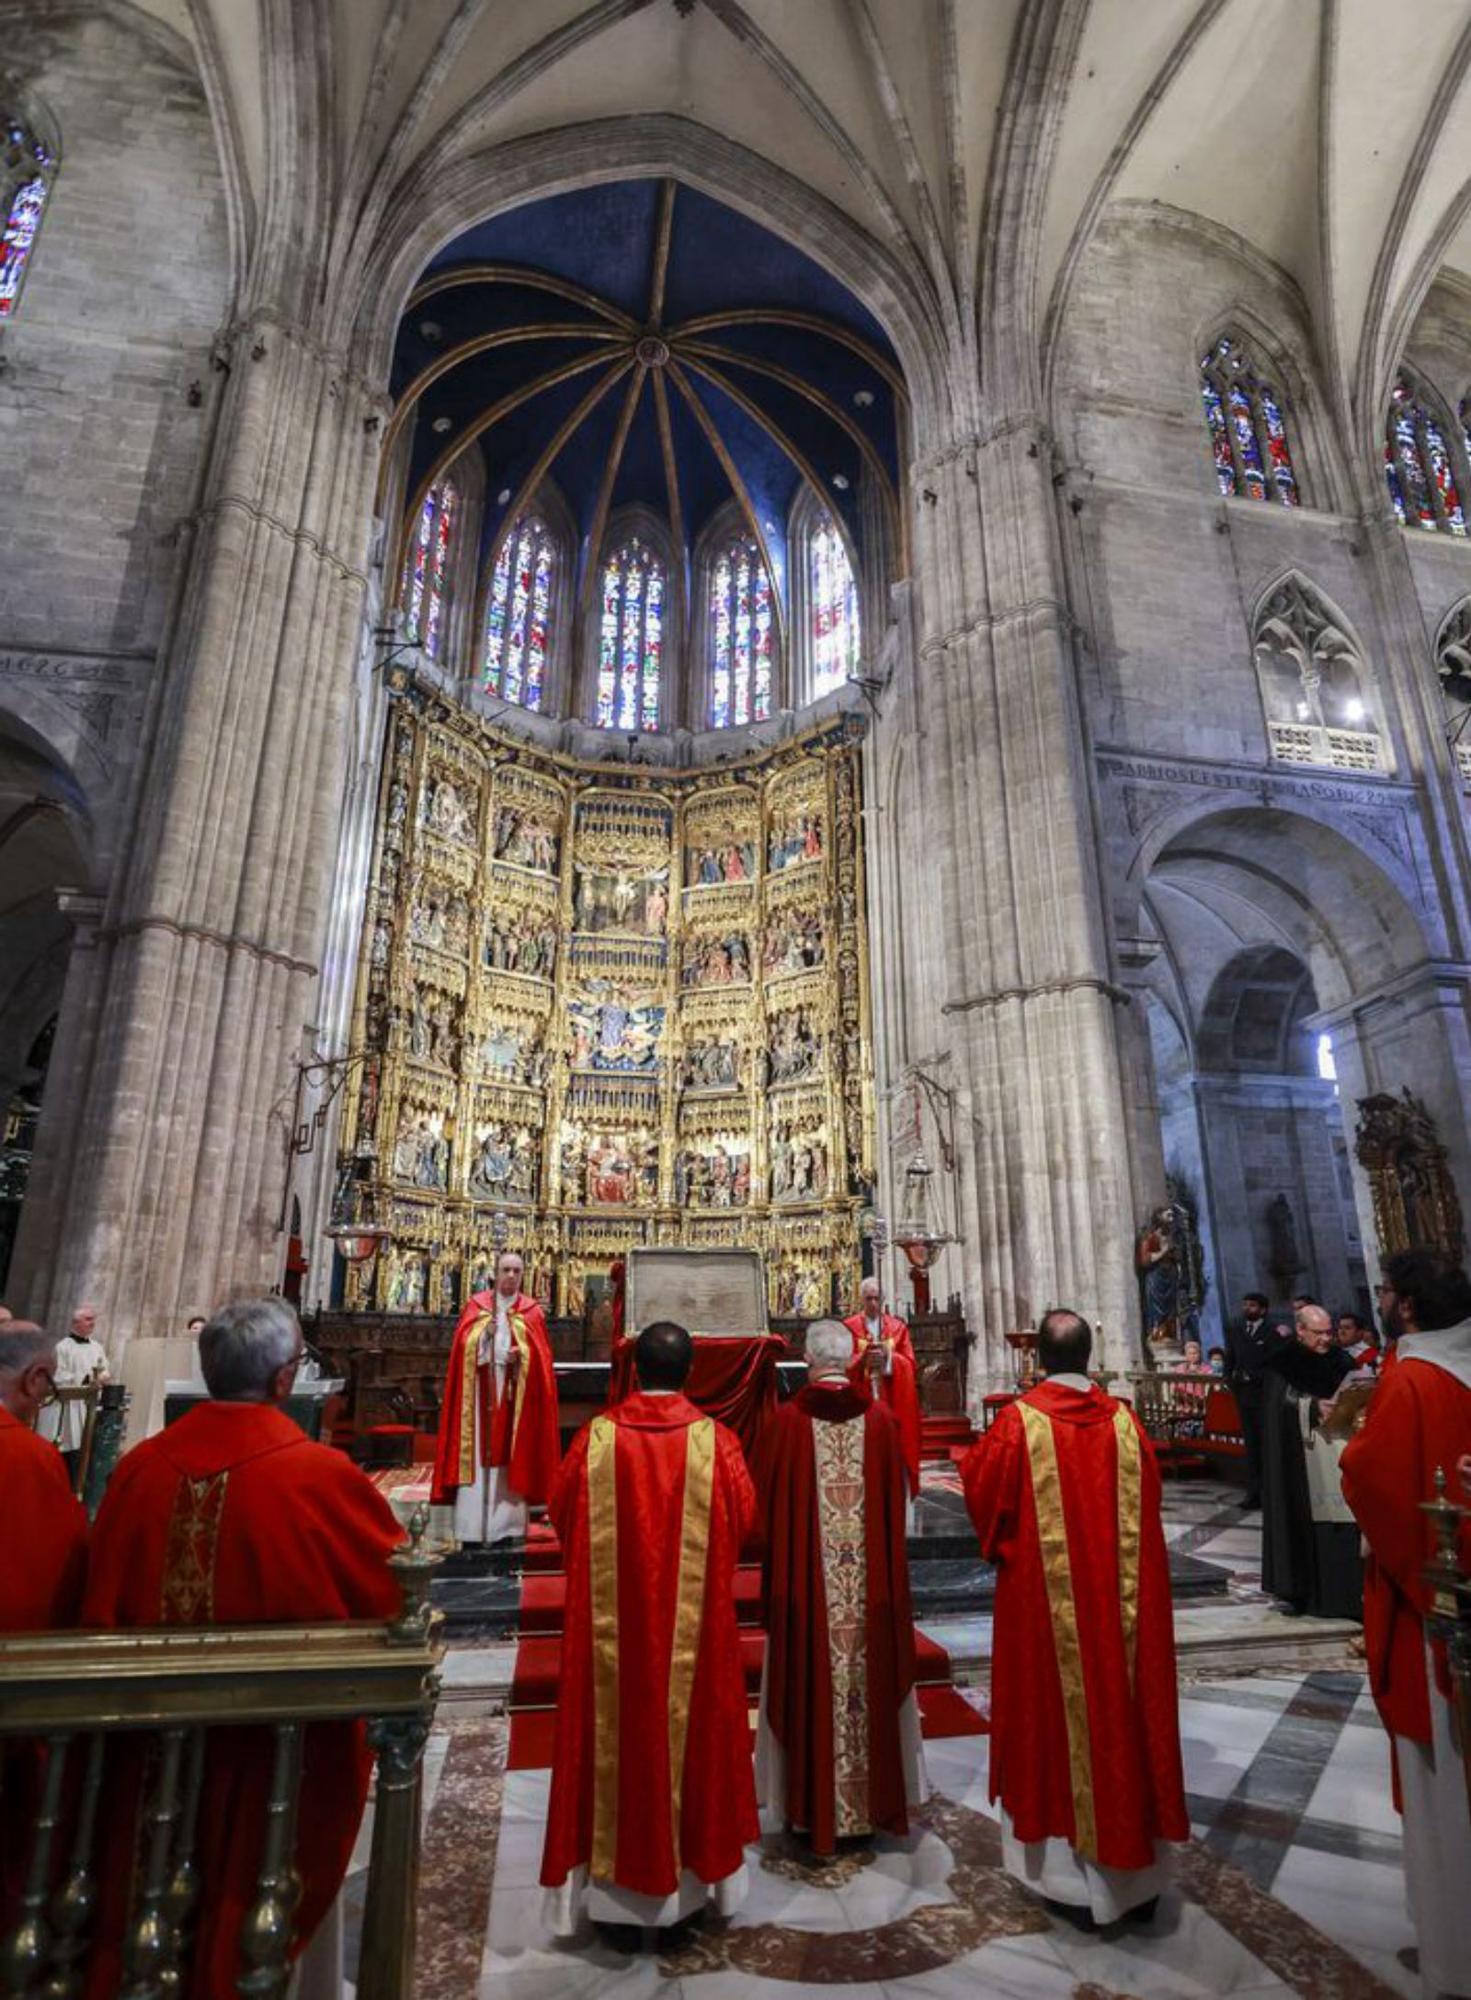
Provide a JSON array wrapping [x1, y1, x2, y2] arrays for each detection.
[[337, 678, 875, 1321]]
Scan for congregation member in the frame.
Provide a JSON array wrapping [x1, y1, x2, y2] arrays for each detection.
[[1260, 1304, 1361, 1620], [962, 1308, 1187, 1924], [431, 1248, 559, 1544], [1335, 1310, 1380, 1371], [0, 1323, 89, 1940], [1223, 1289, 1278, 1509], [82, 1298, 405, 2000], [755, 1319, 927, 1855], [0, 1319, 88, 1628], [1342, 1250, 1471, 2000], [541, 1321, 758, 1941], [842, 1274, 921, 1495], [37, 1302, 109, 1483]]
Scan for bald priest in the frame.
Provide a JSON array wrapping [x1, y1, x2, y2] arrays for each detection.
[[963, 1307, 1188, 1923], [755, 1319, 928, 1855], [431, 1248, 560, 1544]]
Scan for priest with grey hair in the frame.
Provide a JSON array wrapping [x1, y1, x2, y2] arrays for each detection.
[[754, 1317, 928, 1856], [81, 1299, 406, 1999]]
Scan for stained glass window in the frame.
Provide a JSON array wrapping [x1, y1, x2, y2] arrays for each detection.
[[402, 480, 458, 660], [484, 514, 557, 709], [708, 535, 774, 728], [596, 537, 665, 731], [1199, 336, 1299, 504], [0, 114, 57, 322], [1384, 380, 1466, 535], [809, 512, 860, 697]]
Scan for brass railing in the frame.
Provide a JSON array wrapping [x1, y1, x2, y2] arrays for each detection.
[[1113, 1369, 1234, 1446], [0, 1521, 443, 1999]]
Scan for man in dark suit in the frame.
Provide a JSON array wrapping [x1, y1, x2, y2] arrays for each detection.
[[1223, 1290, 1279, 1508]]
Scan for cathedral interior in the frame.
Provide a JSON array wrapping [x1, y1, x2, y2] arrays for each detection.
[[4, 3, 1471, 1995]]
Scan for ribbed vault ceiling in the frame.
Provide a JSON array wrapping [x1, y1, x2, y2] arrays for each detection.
[[132, 0, 1471, 429]]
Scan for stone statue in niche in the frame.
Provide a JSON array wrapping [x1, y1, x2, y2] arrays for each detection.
[[763, 907, 824, 978], [468, 1121, 537, 1203], [1265, 1191, 1303, 1291], [1134, 1198, 1203, 1353], [479, 1020, 545, 1085], [771, 1123, 829, 1202], [392, 1110, 448, 1191], [674, 1142, 751, 1208], [385, 1257, 429, 1313], [768, 1006, 821, 1085], [421, 774, 477, 846], [484, 911, 558, 977]]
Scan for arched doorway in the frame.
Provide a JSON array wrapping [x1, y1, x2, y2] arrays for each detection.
[[1128, 804, 1456, 1334], [0, 709, 92, 1292]]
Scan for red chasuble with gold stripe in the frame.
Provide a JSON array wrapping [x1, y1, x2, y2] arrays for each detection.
[[756, 1384, 916, 1855], [80, 1404, 404, 2000], [541, 1393, 759, 1898], [961, 1379, 1188, 1870], [430, 1288, 560, 1506]]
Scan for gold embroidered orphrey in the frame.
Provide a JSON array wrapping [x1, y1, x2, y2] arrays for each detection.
[[813, 1412, 870, 1838], [159, 1469, 230, 1624]]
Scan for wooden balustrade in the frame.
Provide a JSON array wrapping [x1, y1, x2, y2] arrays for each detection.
[[0, 1523, 443, 1999]]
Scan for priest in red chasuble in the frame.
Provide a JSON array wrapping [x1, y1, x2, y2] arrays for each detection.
[[541, 1320, 759, 1937], [0, 1322, 90, 1939], [431, 1248, 560, 1543], [81, 1299, 404, 2000], [962, 1308, 1188, 1923], [754, 1319, 928, 1855], [1341, 1250, 1471, 2000], [843, 1275, 922, 1495]]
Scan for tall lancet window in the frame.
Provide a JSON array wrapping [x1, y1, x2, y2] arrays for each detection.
[[1384, 378, 1465, 534], [709, 534, 774, 727], [596, 537, 664, 732], [402, 480, 458, 660], [484, 513, 557, 709], [809, 511, 860, 697], [1199, 335, 1300, 504], [0, 109, 57, 321]]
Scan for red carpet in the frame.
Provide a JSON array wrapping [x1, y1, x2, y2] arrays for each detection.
[[506, 1523, 989, 1770]]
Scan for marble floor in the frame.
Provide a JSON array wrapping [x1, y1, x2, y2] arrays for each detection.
[[334, 1479, 1419, 2000]]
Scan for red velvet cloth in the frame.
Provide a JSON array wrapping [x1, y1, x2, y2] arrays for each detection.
[[431, 1290, 560, 1506], [541, 1392, 759, 1896], [0, 1412, 89, 1934], [842, 1312, 922, 1493], [962, 1380, 1188, 1869], [754, 1382, 916, 1854], [1341, 1354, 1471, 1745], [608, 1332, 785, 1460], [81, 1403, 404, 2000]]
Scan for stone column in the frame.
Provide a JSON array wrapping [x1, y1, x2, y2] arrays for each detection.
[[9, 315, 385, 1344], [902, 410, 1138, 1377]]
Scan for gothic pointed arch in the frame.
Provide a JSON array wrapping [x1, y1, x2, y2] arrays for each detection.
[[0, 85, 60, 323], [586, 504, 677, 733], [1251, 572, 1388, 774], [478, 480, 575, 714], [694, 500, 778, 730], [1384, 369, 1468, 535], [790, 487, 863, 707], [1198, 326, 1301, 506]]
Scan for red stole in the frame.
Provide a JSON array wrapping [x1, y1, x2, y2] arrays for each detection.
[[756, 1383, 916, 1853], [962, 1379, 1188, 1870], [430, 1290, 560, 1506], [541, 1392, 758, 1896], [842, 1311, 922, 1494], [81, 1403, 404, 2000]]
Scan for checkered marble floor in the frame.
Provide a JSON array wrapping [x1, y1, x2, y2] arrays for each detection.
[[338, 1660, 1415, 2000]]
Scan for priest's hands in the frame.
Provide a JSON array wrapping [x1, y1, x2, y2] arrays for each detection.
[[865, 1341, 886, 1379]]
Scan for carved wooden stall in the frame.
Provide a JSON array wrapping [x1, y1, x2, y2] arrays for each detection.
[[335, 681, 876, 1323], [1354, 1087, 1465, 1263]]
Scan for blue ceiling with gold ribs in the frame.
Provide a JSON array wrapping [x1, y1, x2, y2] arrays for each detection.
[[388, 179, 903, 611]]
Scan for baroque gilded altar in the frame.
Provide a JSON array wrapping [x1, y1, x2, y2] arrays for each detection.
[[339, 681, 875, 1318]]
